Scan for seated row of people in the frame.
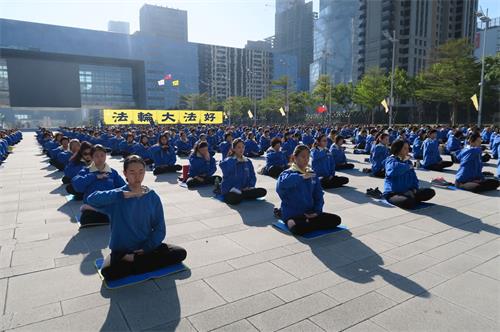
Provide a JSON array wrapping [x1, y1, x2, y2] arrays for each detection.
[[0, 129, 22, 163]]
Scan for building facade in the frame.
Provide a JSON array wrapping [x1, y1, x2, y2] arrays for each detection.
[[357, 0, 478, 78], [139, 4, 188, 42], [107, 21, 130, 34], [310, 0, 359, 89], [274, 0, 314, 91], [474, 17, 500, 58]]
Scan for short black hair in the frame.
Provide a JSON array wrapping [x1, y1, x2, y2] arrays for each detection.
[[390, 139, 408, 156], [124, 155, 146, 171]]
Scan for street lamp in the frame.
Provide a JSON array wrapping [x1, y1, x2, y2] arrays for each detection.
[[383, 30, 398, 128], [247, 68, 257, 126], [279, 59, 290, 125], [476, 8, 491, 127]]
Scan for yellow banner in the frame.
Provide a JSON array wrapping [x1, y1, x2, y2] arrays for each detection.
[[470, 94, 479, 111], [103, 110, 223, 125]]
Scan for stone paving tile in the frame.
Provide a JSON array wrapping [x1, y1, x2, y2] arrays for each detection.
[[344, 320, 387, 332], [0, 302, 62, 331], [426, 253, 485, 279], [371, 292, 499, 331], [205, 262, 297, 302], [212, 319, 259, 332], [472, 256, 500, 281], [278, 319, 325, 332], [188, 292, 284, 331]]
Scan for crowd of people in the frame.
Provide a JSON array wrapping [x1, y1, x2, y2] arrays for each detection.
[[0, 129, 23, 164], [32, 122, 500, 283]]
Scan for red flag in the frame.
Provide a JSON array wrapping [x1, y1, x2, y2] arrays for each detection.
[[316, 105, 327, 114], [164, 74, 172, 80]]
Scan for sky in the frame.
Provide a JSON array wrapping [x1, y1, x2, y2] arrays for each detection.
[[0, 0, 499, 48]]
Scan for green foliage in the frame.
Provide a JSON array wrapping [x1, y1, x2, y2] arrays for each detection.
[[312, 75, 333, 105], [353, 67, 389, 110]]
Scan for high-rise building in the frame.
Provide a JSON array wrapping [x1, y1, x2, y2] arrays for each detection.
[[107, 21, 130, 34], [274, 0, 314, 91], [474, 17, 500, 58], [139, 4, 188, 42], [310, 0, 359, 89], [197, 44, 273, 102], [358, 0, 478, 78]]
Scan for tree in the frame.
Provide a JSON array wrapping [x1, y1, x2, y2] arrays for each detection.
[[331, 83, 355, 123], [354, 67, 389, 124], [223, 96, 252, 123], [312, 75, 333, 106], [179, 93, 210, 109], [415, 38, 480, 125]]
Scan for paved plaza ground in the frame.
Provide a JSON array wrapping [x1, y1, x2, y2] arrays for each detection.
[[0, 131, 498, 331]]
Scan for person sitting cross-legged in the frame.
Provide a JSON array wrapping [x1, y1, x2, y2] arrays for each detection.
[[88, 155, 187, 281]]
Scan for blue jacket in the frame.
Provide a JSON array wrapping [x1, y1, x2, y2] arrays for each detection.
[[150, 144, 176, 166], [276, 169, 324, 221], [302, 134, 314, 146], [109, 137, 124, 152], [422, 138, 442, 168], [56, 150, 72, 167], [64, 159, 86, 179], [492, 135, 500, 159], [412, 137, 424, 159], [329, 144, 347, 165], [481, 129, 492, 143], [259, 136, 271, 152], [265, 148, 288, 170], [176, 139, 192, 153], [72, 165, 126, 203], [456, 147, 483, 183], [244, 139, 260, 156], [87, 185, 165, 253], [370, 144, 390, 174], [133, 143, 151, 160], [219, 141, 231, 160], [311, 147, 335, 178], [364, 135, 375, 154], [383, 156, 419, 195], [282, 139, 297, 158], [188, 154, 216, 178], [119, 141, 135, 155], [220, 157, 257, 194], [445, 136, 461, 154]]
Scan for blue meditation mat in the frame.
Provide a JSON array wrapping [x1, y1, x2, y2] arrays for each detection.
[[376, 199, 435, 210], [95, 258, 187, 289], [65, 194, 75, 202], [272, 219, 348, 239], [213, 194, 266, 202]]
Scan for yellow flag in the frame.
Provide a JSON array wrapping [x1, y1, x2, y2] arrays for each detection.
[[172, 80, 180, 87], [471, 94, 479, 111], [247, 110, 254, 119], [279, 107, 286, 117], [381, 99, 389, 113]]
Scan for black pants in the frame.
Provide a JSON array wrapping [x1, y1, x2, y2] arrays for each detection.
[[153, 165, 182, 175], [177, 151, 191, 157], [62, 176, 71, 184], [320, 176, 349, 189], [80, 210, 109, 227], [66, 184, 83, 200], [424, 161, 453, 171], [268, 165, 285, 178], [336, 163, 355, 170], [456, 178, 499, 193], [355, 142, 366, 150], [186, 175, 221, 188], [245, 151, 264, 157], [144, 158, 153, 165], [101, 243, 187, 281], [224, 188, 267, 205], [286, 212, 342, 236], [481, 153, 491, 163], [54, 161, 65, 171], [372, 169, 385, 178], [386, 188, 436, 209]]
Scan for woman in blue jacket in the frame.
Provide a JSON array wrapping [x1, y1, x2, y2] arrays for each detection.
[[276, 144, 341, 236], [244, 132, 263, 157], [220, 138, 267, 205], [176, 131, 192, 157], [422, 129, 453, 171], [64, 141, 92, 187], [58, 139, 80, 176], [310, 135, 349, 189], [219, 132, 233, 160], [330, 135, 354, 170], [88, 155, 187, 281], [445, 130, 463, 158], [72, 144, 126, 226], [119, 133, 136, 158], [455, 133, 500, 193], [368, 133, 390, 178], [263, 137, 289, 178], [383, 140, 436, 209], [150, 134, 182, 175], [133, 135, 153, 165], [412, 130, 425, 160], [186, 141, 219, 188]]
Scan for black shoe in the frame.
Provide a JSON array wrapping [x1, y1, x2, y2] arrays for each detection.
[[366, 187, 383, 199]]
